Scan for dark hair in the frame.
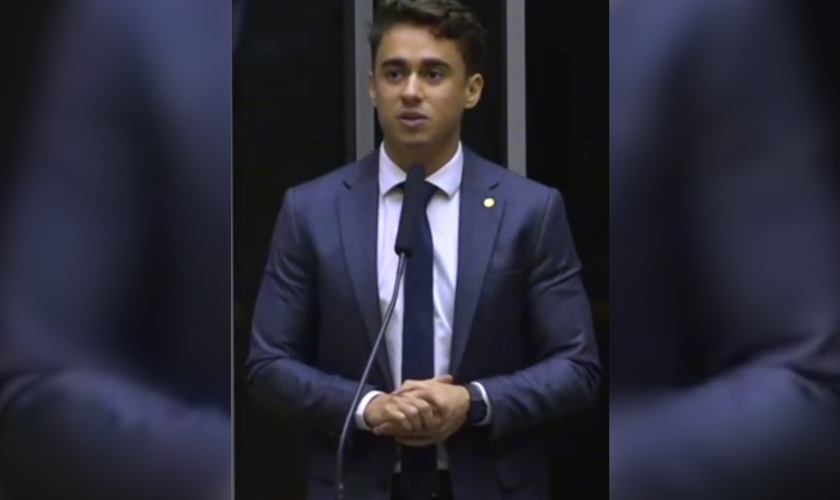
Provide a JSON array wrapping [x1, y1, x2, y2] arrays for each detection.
[[369, 0, 486, 76]]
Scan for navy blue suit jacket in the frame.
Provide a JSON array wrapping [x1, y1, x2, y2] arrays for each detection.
[[246, 148, 601, 500], [0, 1, 232, 499], [610, 0, 840, 498]]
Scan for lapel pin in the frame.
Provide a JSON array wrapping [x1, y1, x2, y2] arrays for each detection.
[[483, 198, 495, 208]]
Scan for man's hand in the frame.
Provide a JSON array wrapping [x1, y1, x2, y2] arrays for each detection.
[[363, 390, 445, 435], [372, 375, 471, 446]]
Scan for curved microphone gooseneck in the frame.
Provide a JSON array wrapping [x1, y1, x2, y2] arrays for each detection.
[[335, 164, 427, 500]]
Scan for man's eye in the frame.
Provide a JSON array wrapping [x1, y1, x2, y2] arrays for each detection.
[[385, 70, 402, 80], [427, 70, 443, 80]]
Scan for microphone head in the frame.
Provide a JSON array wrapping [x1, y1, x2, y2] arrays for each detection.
[[394, 164, 427, 256]]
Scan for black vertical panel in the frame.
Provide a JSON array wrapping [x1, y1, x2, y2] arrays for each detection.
[[233, 1, 346, 499], [526, 1, 608, 500], [790, 1, 840, 185], [461, 0, 504, 165], [373, 0, 504, 165], [0, 1, 62, 194], [526, 1, 608, 300], [234, 0, 347, 306]]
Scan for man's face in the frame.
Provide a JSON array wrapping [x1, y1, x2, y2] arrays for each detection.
[[369, 24, 483, 149]]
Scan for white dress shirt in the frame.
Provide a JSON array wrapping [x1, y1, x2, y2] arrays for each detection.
[[354, 141, 491, 469]]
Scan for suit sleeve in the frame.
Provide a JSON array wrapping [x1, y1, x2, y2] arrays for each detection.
[[610, 1, 840, 499], [246, 188, 378, 436], [476, 188, 602, 440], [0, 3, 229, 500]]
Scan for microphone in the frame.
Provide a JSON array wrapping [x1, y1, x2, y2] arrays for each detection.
[[394, 164, 429, 256], [335, 164, 426, 499]]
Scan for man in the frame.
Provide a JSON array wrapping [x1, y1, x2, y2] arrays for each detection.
[[610, 0, 840, 498], [0, 1, 235, 499], [246, 1, 601, 499]]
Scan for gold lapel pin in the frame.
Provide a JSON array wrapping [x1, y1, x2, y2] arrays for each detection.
[[483, 198, 495, 208]]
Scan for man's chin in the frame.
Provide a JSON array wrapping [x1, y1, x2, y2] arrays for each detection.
[[395, 135, 433, 148]]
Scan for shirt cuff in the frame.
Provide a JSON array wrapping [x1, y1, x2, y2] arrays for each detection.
[[471, 382, 493, 426], [354, 390, 386, 431]]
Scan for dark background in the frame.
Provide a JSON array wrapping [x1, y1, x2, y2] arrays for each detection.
[[0, 1, 63, 198]]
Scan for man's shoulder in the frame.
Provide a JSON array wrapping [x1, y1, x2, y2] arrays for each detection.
[[473, 155, 560, 205], [503, 168, 557, 199], [287, 156, 372, 201]]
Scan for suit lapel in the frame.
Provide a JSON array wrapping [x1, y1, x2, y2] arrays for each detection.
[[451, 150, 505, 375], [337, 153, 394, 390]]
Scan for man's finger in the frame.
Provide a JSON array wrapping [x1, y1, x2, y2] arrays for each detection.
[[416, 389, 450, 417], [383, 403, 414, 433], [391, 397, 425, 432], [394, 388, 451, 419], [395, 379, 428, 394], [395, 374, 454, 395], [400, 394, 443, 430], [373, 422, 397, 436]]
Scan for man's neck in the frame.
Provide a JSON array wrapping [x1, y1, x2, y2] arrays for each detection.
[[383, 137, 460, 176]]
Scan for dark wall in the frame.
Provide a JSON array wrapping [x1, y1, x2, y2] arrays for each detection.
[[792, 2, 840, 181], [0, 1, 62, 194], [526, 0, 608, 301], [233, 1, 347, 498], [525, 2, 608, 499]]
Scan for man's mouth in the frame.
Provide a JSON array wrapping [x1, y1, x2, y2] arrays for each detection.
[[398, 111, 428, 120], [398, 112, 429, 127]]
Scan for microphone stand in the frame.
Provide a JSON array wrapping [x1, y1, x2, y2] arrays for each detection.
[[335, 254, 408, 500]]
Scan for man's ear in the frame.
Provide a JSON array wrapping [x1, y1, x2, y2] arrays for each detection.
[[368, 70, 376, 106], [464, 72, 484, 109]]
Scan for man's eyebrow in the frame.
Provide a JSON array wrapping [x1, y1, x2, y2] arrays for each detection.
[[379, 57, 452, 69]]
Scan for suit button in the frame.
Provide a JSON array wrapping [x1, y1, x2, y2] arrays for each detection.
[[378, 477, 390, 490]]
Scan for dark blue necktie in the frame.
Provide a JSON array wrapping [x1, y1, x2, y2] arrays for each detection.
[[400, 181, 438, 499]]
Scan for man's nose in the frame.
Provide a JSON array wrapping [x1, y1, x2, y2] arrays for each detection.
[[400, 74, 423, 100]]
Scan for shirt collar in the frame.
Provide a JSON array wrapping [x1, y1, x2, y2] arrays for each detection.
[[378, 141, 464, 199]]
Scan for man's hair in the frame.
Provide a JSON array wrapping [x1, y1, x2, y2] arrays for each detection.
[[369, 0, 486, 76]]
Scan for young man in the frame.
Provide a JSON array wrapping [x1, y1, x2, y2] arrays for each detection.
[[247, 1, 600, 499]]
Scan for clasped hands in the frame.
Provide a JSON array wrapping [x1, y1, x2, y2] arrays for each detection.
[[363, 374, 470, 447]]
